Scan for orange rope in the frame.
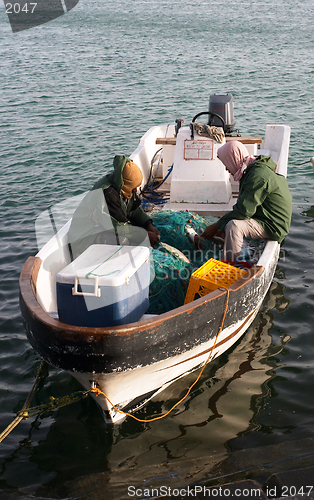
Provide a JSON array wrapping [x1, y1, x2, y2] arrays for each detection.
[[90, 288, 230, 423]]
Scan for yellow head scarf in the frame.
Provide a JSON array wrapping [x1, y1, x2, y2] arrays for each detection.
[[121, 161, 143, 199]]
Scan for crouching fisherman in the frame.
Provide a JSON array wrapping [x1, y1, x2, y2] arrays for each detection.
[[198, 141, 292, 262], [68, 155, 160, 259]]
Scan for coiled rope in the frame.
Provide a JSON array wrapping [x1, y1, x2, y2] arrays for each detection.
[[90, 288, 230, 423]]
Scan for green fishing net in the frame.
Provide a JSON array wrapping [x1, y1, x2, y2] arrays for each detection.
[[146, 210, 266, 315], [147, 210, 218, 315]]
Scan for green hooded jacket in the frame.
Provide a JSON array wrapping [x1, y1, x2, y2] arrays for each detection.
[[68, 155, 150, 259], [216, 155, 292, 243], [92, 155, 151, 228]]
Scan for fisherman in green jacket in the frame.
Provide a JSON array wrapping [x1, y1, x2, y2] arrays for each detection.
[[68, 155, 160, 259], [96, 155, 160, 243], [198, 141, 292, 261]]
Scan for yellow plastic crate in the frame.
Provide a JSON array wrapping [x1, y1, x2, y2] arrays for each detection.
[[184, 259, 247, 304]]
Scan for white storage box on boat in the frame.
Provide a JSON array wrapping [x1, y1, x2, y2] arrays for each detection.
[[56, 244, 151, 327]]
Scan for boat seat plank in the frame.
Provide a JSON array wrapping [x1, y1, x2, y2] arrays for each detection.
[[156, 137, 176, 145], [156, 136, 263, 146], [226, 136, 263, 144]]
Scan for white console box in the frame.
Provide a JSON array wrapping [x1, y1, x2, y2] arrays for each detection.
[[170, 127, 232, 204]]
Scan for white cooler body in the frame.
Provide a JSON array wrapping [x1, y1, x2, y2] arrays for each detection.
[[56, 244, 151, 327]]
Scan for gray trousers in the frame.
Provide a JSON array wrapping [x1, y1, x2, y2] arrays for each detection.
[[223, 219, 269, 261]]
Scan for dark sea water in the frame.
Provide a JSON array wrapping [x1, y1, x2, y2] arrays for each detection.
[[1, 0, 314, 498]]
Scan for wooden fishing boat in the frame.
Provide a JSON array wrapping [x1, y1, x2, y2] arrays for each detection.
[[19, 94, 291, 423]]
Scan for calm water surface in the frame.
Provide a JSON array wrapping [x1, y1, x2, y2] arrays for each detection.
[[1, 0, 314, 498]]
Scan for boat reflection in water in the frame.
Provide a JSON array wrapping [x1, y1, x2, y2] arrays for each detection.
[[102, 279, 291, 486]]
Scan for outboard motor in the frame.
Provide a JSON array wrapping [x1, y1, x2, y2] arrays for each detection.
[[209, 93, 236, 136]]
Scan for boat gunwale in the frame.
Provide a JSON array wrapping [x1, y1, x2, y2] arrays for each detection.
[[19, 255, 264, 338]]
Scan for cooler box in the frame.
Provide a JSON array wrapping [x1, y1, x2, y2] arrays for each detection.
[[56, 244, 151, 327]]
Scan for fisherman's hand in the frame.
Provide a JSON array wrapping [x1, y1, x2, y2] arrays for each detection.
[[194, 234, 205, 250], [147, 230, 161, 247], [146, 223, 160, 236], [213, 228, 225, 242], [200, 222, 219, 240]]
